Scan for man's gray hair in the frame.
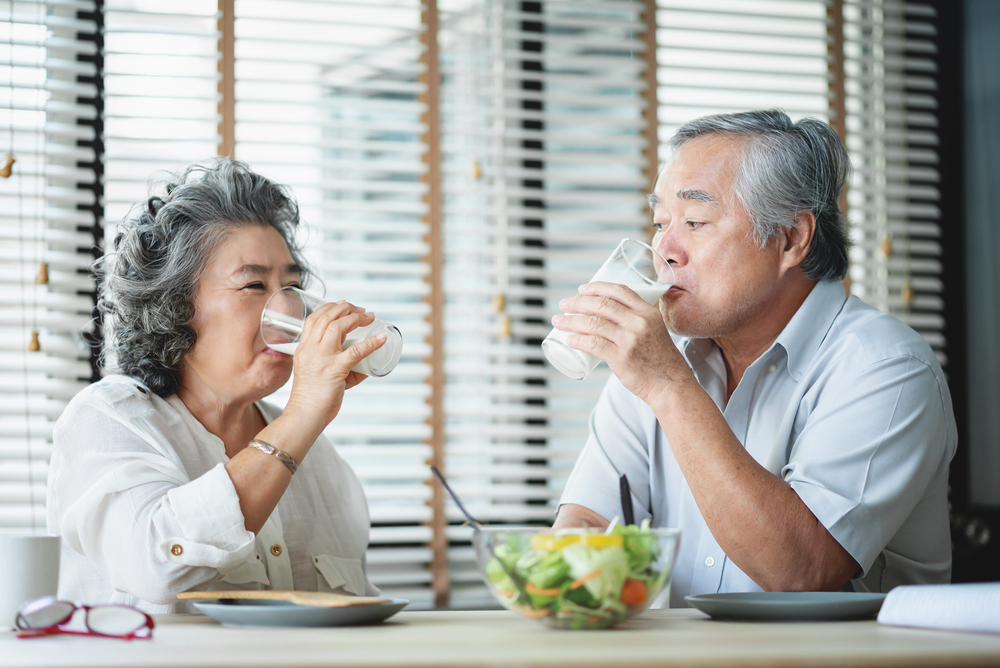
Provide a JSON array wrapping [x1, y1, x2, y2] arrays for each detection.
[[96, 158, 313, 397], [668, 109, 852, 281]]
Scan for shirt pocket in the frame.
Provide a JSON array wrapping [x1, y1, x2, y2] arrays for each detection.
[[313, 554, 366, 596], [220, 555, 270, 586]]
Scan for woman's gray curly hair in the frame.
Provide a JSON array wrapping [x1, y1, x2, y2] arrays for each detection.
[[96, 158, 313, 398]]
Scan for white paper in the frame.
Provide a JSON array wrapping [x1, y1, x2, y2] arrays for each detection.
[[877, 583, 1000, 634]]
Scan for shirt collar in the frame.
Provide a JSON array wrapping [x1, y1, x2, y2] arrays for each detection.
[[774, 279, 848, 381], [680, 335, 715, 367], [678, 280, 848, 382]]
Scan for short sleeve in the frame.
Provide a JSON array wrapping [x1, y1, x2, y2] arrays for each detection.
[[560, 376, 654, 524], [783, 354, 953, 575]]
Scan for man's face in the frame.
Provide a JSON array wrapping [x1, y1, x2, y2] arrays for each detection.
[[651, 134, 786, 340]]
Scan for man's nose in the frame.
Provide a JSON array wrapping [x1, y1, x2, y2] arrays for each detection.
[[653, 228, 683, 267]]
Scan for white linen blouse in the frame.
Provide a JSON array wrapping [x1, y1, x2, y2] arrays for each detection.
[[46, 375, 379, 614]]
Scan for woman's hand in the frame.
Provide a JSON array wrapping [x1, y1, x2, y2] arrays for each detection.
[[553, 282, 692, 406], [282, 301, 387, 434]]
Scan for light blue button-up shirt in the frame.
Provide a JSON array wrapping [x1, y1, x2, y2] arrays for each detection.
[[560, 280, 957, 607]]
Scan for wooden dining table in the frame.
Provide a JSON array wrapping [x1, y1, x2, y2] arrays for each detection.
[[4, 608, 1000, 668]]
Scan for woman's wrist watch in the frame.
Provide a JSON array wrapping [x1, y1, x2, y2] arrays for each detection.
[[247, 439, 298, 475]]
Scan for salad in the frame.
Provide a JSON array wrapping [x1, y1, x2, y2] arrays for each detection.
[[482, 520, 671, 629]]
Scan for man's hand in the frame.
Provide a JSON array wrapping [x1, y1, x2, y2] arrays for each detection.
[[553, 504, 610, 531], [552, 281, 693, 405]]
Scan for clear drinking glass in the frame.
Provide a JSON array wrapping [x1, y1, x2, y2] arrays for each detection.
[[260, 287, 402, 377], [542, 238, 674, 380]]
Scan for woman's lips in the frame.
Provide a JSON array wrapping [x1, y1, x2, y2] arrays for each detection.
[[262, 347, 290, 358]]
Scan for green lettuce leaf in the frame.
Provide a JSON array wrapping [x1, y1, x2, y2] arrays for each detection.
[[560, 543, 629, 601]]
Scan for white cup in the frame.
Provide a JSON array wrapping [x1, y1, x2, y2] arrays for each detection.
[[542, 238, 675, 380], [0, 534, 60, 630]]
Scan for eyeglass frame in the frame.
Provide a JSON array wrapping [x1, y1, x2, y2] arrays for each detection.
[[14, 596, 155, 640]]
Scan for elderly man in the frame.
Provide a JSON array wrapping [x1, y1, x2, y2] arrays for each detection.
[[552, 109, 957, 606]]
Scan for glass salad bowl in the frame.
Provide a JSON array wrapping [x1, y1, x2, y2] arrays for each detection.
[[472, 522, 681, 629]]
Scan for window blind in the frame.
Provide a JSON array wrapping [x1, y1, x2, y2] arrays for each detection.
[[230, 0, 436, 608], [655, 0, 830, 157], [102, 1, 221, 233], [437, 0, 652, 607], [0, 0, 99, 533], [13, 0, 950, 604], [842, 1, 945, 362]]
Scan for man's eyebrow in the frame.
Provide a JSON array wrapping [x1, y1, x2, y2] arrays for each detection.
[[647, 193, 660, 209], [232, 262, 302, 276], [677, 188, 718, 206]]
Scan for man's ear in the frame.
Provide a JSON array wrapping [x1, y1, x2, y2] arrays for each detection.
[[780, 211, 816, 272]]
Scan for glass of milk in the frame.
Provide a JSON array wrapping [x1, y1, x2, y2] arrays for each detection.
[[260, 287, 402, 377], [542, 238, 674, 380]]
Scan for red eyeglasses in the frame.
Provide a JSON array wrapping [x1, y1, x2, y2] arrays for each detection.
[[15, 596, 154, 640]]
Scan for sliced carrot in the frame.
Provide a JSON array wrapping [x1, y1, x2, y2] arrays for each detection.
[[587, 614, 603, 625], [525, 582, 561, 597], [518, 606, 551, 619], [568, 569, 602, 590], [495, 589, 516, 598]]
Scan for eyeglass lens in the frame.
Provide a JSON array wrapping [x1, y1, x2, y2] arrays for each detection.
[[86, 606, 149, 636], [18, 600, 75, 629]]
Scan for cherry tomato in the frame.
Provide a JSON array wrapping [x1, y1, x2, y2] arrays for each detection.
[[621, 578, 647, 608]]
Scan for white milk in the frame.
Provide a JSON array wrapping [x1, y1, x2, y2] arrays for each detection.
[[267, 342, 299, 356], [268, 322, 399, 377]]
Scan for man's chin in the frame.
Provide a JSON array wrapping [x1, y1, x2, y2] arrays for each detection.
[[667, 324, 713, 340], [661, 309, 713, 340], [665, 301, 764, 341]]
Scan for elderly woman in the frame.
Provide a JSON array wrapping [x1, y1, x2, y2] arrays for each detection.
[[46, 159, 384, 613]]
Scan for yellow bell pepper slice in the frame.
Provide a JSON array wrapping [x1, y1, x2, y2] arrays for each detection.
[[529, 533, 623, 551]]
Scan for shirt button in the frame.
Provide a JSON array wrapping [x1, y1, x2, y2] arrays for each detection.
[[705, 556, 715, 567], [768, 364, 777, 373], [170, 544, 183, 556], [271, 544, 283, 557]]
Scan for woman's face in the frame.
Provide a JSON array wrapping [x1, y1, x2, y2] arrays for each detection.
[[180, 224, 302, 407]]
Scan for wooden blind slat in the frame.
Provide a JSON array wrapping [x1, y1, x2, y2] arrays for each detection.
[[419, 0, 449, 609], [217, 0, 235, 157]]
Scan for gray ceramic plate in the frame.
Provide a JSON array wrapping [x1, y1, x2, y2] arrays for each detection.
[[192, 598, 409, 627], [685, 592, 886, 622]]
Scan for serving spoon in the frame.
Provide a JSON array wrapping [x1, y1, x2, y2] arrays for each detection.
[[430, 465, 481, 529], [429, 465, 532, 603]]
